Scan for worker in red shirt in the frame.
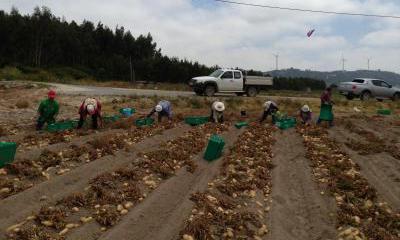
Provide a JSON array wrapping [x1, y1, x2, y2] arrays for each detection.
[[77, 98, 102, 129], [317, 87, 334, 126]]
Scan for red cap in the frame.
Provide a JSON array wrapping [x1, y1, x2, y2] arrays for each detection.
[[48, 90, 56, 99]]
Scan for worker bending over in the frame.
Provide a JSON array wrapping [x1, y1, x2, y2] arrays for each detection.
[[260, 101, 278, 123], [147, 100, 172, 122], [37, 90, 59, 130], [77, 98, 102, 129], [299, 105, 312, 125], [210, 101, 225, 123]]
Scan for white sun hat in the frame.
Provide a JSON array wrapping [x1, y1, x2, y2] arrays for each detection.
[[301, 105, 311, 112], [87, 104, 95, 115], [155, 104, 163, 112], [214, 101, 225, 112], [264, 101, 273, 110]]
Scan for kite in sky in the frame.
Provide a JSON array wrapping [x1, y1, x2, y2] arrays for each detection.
[[307, 29, 315, 37]]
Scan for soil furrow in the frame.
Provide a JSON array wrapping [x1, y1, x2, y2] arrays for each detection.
[[329, 127, 400, 211], [268, 129, 337, 240], [15, 129, 125, 160], [0, 125, 190, 238], [68, 127, 241, 240]]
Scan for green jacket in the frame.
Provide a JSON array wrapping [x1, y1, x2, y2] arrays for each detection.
[[38, 99, 59, 120]]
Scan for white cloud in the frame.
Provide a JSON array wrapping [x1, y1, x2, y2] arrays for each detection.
[[0, 0, 400, 72]]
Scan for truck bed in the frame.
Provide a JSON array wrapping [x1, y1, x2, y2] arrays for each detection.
[[245, 76, 273, 86]]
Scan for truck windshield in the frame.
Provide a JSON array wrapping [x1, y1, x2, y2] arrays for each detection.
[[209, 70, 224, 78]]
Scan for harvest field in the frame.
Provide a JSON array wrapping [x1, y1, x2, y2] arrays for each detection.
[[0, 82, 399, 240]]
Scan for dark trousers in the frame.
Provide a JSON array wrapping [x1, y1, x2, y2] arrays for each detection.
[[209, 109, 224, 123], [36, 117, 55, 130], [260, 109, 277, 123], [317, 117, 334, 127], [78, 114, 98, 129]]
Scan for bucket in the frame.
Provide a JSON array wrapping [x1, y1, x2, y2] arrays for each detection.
[[0, 142, 17, 168], [120, 108, 135, 117]]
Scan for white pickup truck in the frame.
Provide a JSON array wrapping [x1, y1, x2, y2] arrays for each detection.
[[189, 69, 273, 97]]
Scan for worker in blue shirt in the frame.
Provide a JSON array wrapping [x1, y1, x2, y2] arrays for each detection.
[[147, 100, 172, 122]]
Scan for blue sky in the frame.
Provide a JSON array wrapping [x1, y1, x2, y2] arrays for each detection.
[[1, 0, 399, 73]]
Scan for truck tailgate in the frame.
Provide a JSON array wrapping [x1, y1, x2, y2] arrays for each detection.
[[245, 76, 273, 86]]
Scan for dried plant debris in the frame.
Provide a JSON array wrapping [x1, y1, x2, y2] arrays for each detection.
[[57, 192, 87, 208], [342, 119, 400, 160], [94, 205, 121, 227], [36, 206, 67, 230], [8, 225, 64, 240], [299, 126, 400, 239], [181, 124, 274, 240], [5, 159, 42, 179]]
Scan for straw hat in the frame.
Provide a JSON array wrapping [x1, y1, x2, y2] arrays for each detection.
[[214, 102, 225, 112], [87, 104, 95, 115], [301, 105, 311, 112]]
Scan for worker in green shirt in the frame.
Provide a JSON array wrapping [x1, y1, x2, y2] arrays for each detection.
[[36, 90, 59, 130]]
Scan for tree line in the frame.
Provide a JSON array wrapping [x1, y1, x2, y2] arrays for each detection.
[[0, 6, 213, 82], [272, 77, 326, 90], [0, 6, 326, 90]]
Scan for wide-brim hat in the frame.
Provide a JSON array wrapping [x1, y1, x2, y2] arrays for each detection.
[[87, 104, 95, 115], [155, 105, 163, 112], [215, 102, 225, 112], [301, 105, 311, 112]]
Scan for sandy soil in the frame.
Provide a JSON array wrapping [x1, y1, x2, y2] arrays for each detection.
[[267, 129, 337, 240], [330, 127, 400, 211], [0, 125, 189, 238], [93, 127, 243, 240]]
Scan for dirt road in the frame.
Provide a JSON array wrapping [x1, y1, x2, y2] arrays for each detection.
[[1, 81, 319, 103]]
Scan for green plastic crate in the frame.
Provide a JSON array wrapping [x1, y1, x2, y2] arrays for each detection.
[[0, 142, 17, 168], [185, 116, 209, 126], [204, 135, 225, 161], [135, 118, 155, 127], [319, 104, 333, 121], [235, 121, 249, 129], [103, 115, 120, 123], [119, 108, 136, 117], [275, 117, 297, 130], [377, 109, 391, 115], [71, 120, 80, 128], [47, 121, 74, 132]]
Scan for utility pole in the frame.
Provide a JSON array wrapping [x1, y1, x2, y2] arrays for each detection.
[[367, 58, 371, 71], [341, 56, 347, 72], [273, 54, 279, 70]]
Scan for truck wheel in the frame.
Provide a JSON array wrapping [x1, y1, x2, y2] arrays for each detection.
[[393, 93, 400, 101], [246, 87, 258, 97], [204, 85, 216, 97], [360, 91, 371, 101]]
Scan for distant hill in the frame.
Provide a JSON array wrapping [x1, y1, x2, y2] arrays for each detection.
[[266, 68, 400, 87]]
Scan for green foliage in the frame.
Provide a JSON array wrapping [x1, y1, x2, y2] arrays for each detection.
[[273, 77, 326, 90], [0, 7, 213, 83], [0, 66, 22, 80]]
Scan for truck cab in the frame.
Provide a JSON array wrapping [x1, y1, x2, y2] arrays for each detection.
[[189, 69, 273, 97]]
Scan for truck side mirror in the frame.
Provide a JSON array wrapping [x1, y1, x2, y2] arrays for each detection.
[[389, 84, 392, 88]]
